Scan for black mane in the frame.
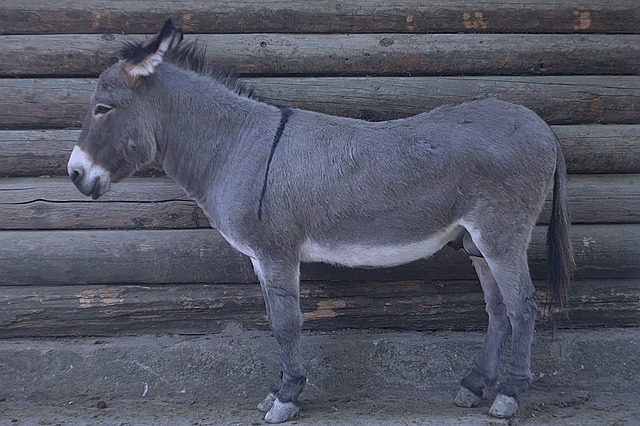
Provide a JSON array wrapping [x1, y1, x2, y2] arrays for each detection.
[[119, 38, 253, 98]]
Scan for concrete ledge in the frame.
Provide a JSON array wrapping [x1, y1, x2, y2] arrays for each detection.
[[0, 327, 638, 425]]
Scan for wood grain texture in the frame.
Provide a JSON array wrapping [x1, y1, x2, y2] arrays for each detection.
[[0, 279, 637, 338], [1, 0, 638, 35], [0, 225, 638, 287], [1, 76, 638, 129], [247, 76, 640, 124], [0, 177, 208, 230], [552, 125, 640, 174], [3, 33, 638, 77], [0, 78, 95, 129]]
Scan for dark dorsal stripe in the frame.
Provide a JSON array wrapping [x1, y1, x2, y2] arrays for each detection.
[[258, 107, 292, 220]]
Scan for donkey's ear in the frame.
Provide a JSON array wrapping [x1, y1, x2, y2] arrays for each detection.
[[123, 19, 183, 77]]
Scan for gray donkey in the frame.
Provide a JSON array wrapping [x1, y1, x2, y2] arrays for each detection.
[[67, 20, 574, 423]]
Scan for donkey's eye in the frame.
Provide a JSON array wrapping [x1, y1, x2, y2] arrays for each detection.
[[94, 104, 113, 116]]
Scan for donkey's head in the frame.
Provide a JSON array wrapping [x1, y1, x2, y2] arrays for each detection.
[[67, 20, 182, 199]]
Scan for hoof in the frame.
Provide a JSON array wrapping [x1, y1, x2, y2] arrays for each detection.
[[454, 386, 482, 408], [488, 393, 518, 418], [258, 392, 277, 413], [264, 398, 300, 424]]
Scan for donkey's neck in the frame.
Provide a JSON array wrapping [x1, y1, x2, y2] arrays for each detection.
[[153, 73, 278, 211]]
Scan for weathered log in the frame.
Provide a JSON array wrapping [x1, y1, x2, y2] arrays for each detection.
[[1, 175, 638, 230], [0, 0, 637, 35], [0, 278, 637, 338], [552, 125, 640, 174], [1, 76, 638, 130], [0, 225, 638, 287], [0, 78, 95, 130], [0, 177, 209, 230], [247, 76, 640, 124], [2, 125, 638, 177], [3, 33, 638, 78], [0, 129, 76, 177], [536, 174, 640, 225]]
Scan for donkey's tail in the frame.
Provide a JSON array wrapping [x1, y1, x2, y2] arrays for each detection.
[[546, 138, 575, 314]]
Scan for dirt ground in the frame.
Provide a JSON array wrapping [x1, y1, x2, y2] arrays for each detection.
[[0, 326, 638, 426]]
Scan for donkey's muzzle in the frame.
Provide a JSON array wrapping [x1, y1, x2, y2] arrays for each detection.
[[67, 146, 111, 199], [68, 165, 102, 199]]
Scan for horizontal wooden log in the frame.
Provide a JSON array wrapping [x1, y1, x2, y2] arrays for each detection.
[[1, 76, 638, 130], [0, 78, 95, 130], [0, 278, 637, 338], [0, 129, 76, 177], [552, 125, 640, 174], [537, 174, 640, 225], [248, 76, 640, 124], [0, 225, 638, 287], [1, 174, 638, 230], [1, 0, 637, 35], [0, 177, 208, 230], [2, 125, 638, 178], [3, 33, 638, 78]]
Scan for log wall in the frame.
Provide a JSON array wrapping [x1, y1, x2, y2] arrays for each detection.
[[0, 0, 638, 337]]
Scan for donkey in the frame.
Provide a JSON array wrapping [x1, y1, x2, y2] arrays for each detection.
[[67, 20, 573, 423]]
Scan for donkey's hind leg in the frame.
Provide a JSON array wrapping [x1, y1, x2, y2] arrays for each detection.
[[456, 256, 510, 408], [484, 253, 538, 418]]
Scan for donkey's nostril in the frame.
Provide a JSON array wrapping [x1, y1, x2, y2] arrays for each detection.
[[69, 168, 83, 184]]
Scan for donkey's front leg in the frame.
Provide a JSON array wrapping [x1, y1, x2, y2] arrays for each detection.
[[251, 257, 306, 424]]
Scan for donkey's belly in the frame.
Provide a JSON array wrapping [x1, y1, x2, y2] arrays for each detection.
[[301, 227, 457, 268]]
